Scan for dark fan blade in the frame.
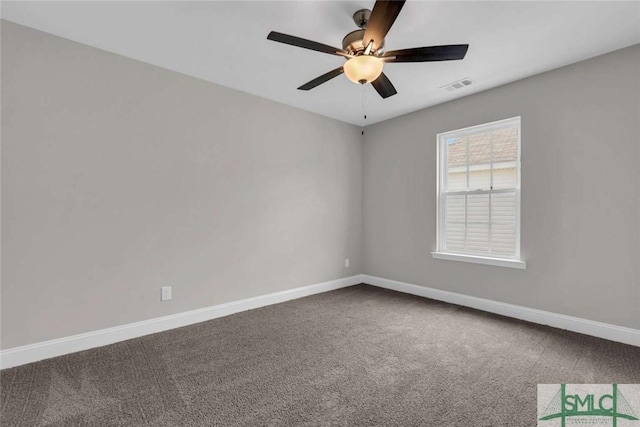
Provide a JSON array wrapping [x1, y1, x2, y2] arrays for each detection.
[[383, 45, 469, 63], [267, 31, 349, 57], [362, 0, 406, 51], [298, 67, 344, 91], [371, 72, 397, 99]]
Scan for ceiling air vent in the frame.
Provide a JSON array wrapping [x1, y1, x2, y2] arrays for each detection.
[[441, 77, 473, 92]]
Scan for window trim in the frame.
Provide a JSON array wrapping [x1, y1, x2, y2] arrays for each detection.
[[434, 116, 525, 269], [431, 251, 526, 269]]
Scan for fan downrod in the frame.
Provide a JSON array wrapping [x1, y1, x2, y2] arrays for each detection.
[[352, 9, 371, 29], [344, 9, 384, 54]]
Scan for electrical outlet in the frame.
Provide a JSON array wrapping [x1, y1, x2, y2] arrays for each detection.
[[161, 286, 172, 301], [345, 258, 350, 268]]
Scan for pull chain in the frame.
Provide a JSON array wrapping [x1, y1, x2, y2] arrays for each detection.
[[361, 84, 367, 136]]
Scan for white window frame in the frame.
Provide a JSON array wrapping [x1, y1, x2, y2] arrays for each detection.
[[432, 116, 526, 269]]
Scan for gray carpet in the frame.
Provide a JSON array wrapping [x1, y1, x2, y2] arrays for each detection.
[[2, 284, 639, 426]]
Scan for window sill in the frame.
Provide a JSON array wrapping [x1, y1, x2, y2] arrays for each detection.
[[431, 252, 526, 270]]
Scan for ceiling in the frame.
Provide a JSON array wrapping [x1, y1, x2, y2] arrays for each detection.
[[2, 1, 639, 125]]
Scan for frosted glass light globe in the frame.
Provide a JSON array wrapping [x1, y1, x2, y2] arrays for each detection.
[[343, 55, 383, 84]]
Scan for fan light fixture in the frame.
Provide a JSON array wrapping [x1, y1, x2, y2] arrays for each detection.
[[266, 0, 470, 99], [343, 55, 383, 84]]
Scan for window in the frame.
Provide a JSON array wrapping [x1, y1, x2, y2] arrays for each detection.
[[433, 117, 525, 269]]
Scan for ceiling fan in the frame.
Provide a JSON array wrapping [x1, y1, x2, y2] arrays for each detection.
[[267, 0, 469, 99]]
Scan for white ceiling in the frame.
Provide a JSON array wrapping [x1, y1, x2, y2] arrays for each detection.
[[3, 1, 640, 125]]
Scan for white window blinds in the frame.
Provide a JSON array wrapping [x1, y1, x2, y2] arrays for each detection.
[[437, 117, 521, 259]]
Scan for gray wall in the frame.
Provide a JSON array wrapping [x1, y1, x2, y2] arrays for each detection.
[[1, 21, 363, 349], [363, 44, 640, 329]]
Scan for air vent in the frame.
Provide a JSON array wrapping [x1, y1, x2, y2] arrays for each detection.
[[441, 77, 473, 92]]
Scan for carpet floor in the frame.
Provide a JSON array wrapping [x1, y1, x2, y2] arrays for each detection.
[[1, 284, 639, 426]]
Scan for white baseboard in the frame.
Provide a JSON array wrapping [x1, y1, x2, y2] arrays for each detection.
[[0, 275, 363, 369], [362, 275, 640, 347], [4, 273, 637, 369]]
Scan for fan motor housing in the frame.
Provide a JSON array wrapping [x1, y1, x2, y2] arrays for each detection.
[[342, 29, 384, 55]]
